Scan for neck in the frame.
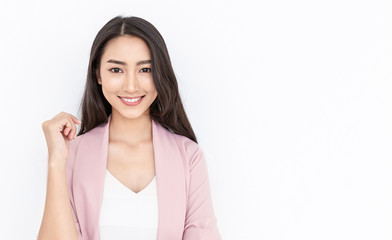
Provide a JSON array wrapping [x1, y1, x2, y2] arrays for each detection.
[[109, 110, 152, 145]]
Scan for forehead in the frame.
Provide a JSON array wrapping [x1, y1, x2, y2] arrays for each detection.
[[101, 35, 151, 62]]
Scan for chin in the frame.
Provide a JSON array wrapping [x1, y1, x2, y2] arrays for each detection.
[[116, 108, 150, 120], [122, 112, 144, 119]]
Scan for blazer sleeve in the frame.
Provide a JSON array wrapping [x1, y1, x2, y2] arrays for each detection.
[[182, 140, 222, 240]]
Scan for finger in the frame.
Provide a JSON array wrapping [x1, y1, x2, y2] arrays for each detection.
[[64, 116, 75, 139], [68, 114, 82, 125], [63, 125, 71, 136], [61, 116, 74, 136], [54, 111, 67, 120], [68, 128, 74, 140], [68, 116, 77, 138]]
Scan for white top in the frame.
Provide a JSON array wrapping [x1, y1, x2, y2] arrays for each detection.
[[99, 169, 158, 239]]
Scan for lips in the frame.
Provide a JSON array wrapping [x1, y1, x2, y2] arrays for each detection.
[[119, 95, 145, 99], [118, 95, 145, 106]]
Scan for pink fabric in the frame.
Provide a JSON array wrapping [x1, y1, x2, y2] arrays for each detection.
[[37, 113, 221, 240]]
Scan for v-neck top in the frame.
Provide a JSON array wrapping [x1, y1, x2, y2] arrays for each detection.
[[99, 169, 158, 239]]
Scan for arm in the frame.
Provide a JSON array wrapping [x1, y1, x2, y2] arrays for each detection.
[[183, 143, 222, 240], [37, 136, 84, 240], [36, 156, 80, 240]]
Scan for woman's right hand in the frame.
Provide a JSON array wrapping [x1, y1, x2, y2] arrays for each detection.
[[41, 112, 82, 166]]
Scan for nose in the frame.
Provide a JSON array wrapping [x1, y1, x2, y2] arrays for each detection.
[[123, 71, 140, 92]]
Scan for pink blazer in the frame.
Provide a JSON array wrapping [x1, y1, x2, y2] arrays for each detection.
[[39, 113, 221, 240]]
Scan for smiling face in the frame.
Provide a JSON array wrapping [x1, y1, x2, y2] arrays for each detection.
[[97, 35, 158, 120]]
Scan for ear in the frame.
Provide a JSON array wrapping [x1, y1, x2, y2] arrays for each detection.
[[96, 68, 102, 85]]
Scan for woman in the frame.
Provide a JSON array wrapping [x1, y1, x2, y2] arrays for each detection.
[[37, 15, 221, 240]]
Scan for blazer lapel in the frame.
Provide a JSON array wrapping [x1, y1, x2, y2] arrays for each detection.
[[73, 115, 109, 240], [152, 117, 187, 239], [72, 114, 186, 239]]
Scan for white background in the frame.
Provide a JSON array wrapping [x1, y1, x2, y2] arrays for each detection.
[[0, 0, 391, 239]]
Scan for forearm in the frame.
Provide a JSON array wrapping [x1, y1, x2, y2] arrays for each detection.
[[37, 157, 78, 240]]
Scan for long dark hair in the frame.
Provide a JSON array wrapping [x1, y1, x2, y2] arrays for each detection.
[[76, 15, 197, 143]]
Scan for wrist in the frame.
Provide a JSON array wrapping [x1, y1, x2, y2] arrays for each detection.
[[48, 155, 68, 169]]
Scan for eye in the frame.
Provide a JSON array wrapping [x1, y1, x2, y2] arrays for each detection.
[[109, 68, 123, 73], [140, 68, 151, 73]]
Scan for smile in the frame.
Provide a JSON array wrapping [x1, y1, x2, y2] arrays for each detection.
[[118, 95, 145, 106], [120, 96, 142, 102]]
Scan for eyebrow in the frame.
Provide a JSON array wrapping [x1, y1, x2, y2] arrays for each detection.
[[106, 59, 151, 66]]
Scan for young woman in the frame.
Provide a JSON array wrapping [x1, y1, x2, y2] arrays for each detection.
[[37, 16, 221, 240]]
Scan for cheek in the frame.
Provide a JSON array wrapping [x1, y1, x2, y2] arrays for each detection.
[[141, 77, 157, 94], [101, 74, 122, 90]]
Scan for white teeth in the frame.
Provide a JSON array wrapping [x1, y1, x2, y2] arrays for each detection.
[[121, 97, 142, 102]]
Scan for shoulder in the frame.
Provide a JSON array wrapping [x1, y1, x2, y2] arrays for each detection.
[[154, 120, 201, 157], [173, 133, 200, 153], [170, 132, 205, 167]]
